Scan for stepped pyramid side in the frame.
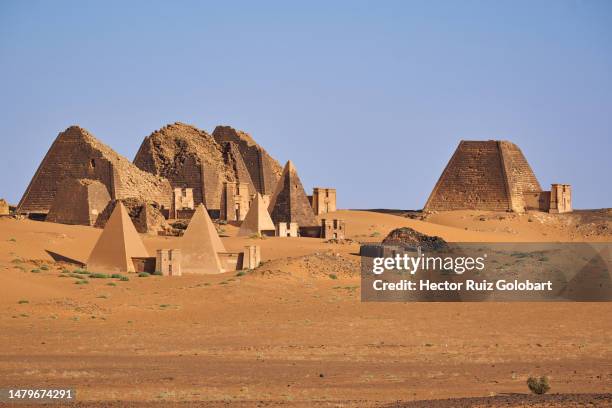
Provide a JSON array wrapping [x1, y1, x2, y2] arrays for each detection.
[[212, 125, 282, 195], [239, 193, 275, 236], [424, 140, 541, 212], [87, 202, 149, 273], [18, 126, 173, 214], [268, 161, 318, 226], [178, 204, 225, 274]]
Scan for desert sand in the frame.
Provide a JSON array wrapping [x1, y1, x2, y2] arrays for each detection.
[[0, 209, 611, 407]]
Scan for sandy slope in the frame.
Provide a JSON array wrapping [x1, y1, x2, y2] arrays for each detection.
[[0, 211, 610, 406]]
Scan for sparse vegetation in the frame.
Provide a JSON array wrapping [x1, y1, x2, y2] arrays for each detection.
[[152, 271, 163, 276], [40, 265, 49, 271], [11, 258, 23, 264], [107, 282, 117, 286], [138, 272, 150, 277], [369, 231, 381, 237], [75, 279, 89, 285], [73, 269, 90, 275], [236, 271, 246, 277], [17, 300, 29, 304], [8, 237, 16, 242], [89, 273, 110, 279], [527, 376, 550, 395], [119, 276, 130, 281], [328, 273, 338, 280], [30, 269, 41, 273]]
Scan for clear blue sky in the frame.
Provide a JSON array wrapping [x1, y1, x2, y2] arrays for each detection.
[[1, 0, 610, 209]]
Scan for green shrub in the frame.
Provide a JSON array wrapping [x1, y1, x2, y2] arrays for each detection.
[[329, 273, 338, 280], [40, 265, 49, 271], [107, 282, 117, 286], [89, 273, 109, 279], [30, 269, 41, 273], [17, 300, 29, 304], [138, 272, 150, 277], [73, 269, 90, 275], [111, 273, 123, 279], [119, 276, 129, 282], [527, 376, 550, 395], [152, 271, 163, 276], [75, 280, 89, 285], [236, 271, 246, 277]]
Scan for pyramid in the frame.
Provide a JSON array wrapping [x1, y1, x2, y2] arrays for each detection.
[[424, 140, 542, 212], [18, 126, 172, 214], [178, 204, 225, 274], [87, 202, 149, 273], [239, 193, 276, 236], [268, 161, 318, 226]]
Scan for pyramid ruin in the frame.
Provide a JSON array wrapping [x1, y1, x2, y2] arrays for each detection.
[[268, 161, 318, 227], [424, 141, 543, 212], [133, 123, 281, 219], [178, 204, 225, 274], [239, 193, 276, 236], [87, 202, 150, 273], [212, 126, 282, 196], [46, 179, 110, 226], [17, 126, 173, 215]]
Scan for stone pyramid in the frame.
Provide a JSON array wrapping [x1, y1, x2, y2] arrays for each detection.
[[239, 193, 276, 236], [178, 204, 225, 274], [268, 161, 318, 226], [18, 125, 172, 215], [87, 202, 149, 273], [424, 140, 542, 212]]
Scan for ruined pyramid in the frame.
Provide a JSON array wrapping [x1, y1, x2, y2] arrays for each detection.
[[268, 161, 318, 226], [133, 122, 281, 214], [424, 140, 542, 212], [178, 204, 225, 274], [239, 193, 276, 236], [87, 202, 149, 273], [17, 126, 173, 215]]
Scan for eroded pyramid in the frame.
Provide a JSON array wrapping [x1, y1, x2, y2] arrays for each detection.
[[239, 193, 276, 236], [178, 204, 225, 274], [268, 161, 317, 226], [424, 140, 542, 212], [18, 126, 172, 214], [87, 202, 149, 273]]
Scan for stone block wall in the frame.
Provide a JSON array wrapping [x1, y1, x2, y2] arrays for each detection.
[[312, 188, 337, 215]]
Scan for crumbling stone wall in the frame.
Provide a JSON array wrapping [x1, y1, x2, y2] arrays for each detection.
[[424, 140, 541, 212], [18, 126, 172, 214], [95, 198, 170, 235]]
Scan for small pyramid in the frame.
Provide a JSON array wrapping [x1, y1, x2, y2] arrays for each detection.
[[179, 204, 225, 274], [87, 202, 149, 273], [268, 161, 318, 226], [239, 193, 276, 236]]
